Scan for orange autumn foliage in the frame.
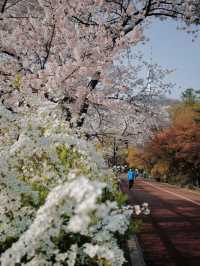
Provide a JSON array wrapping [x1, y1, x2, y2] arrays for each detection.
[[143, 103, 200, 184]]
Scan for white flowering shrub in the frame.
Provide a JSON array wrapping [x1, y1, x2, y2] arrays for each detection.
[[0, 102, 139, 266]]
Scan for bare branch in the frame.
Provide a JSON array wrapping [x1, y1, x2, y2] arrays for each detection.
[[0, 50, 20, 60], [1, 0, 8, 13], [42, 23, 56, 69], [71, 15, 98, 26], [122, 118, 128, 136], [61, 67, 80, 83], [5, 0, 25, 11]]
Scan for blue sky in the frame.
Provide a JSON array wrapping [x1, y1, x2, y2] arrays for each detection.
[[136, 19, 200, 99]]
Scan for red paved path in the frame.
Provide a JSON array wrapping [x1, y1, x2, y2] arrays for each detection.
[[120, 177, 200, 266]]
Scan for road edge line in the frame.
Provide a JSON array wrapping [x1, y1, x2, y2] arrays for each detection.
[[141, 181, 200, 207]]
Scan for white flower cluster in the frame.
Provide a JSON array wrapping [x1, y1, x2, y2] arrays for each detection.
[[0, 103, 134, 266], [0, 174, 131, 266], [133, 203, 151, 216]]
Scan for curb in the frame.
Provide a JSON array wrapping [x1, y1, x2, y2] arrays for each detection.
[[126, 235, 146, 266], [118, 175, 146, 266]]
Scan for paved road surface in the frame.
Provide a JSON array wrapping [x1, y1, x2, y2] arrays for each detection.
[[120, 177, 200, 266]]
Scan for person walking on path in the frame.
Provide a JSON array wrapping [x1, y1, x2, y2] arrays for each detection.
[[135, 168, 139, 179], [128, 168, 135, 189]]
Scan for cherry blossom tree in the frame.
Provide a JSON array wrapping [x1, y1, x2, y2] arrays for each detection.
[[83, 53, 173, 147], [1, 0, 200, 128], [1, 1, 200, 264]]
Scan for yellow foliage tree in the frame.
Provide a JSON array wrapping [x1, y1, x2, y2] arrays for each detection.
[[127, 147, 144, 169], [170, 102, 200, 127], [151, 161, 169, 178]]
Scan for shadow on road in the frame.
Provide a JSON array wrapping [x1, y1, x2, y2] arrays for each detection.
[[120, 178, 200, 266]]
